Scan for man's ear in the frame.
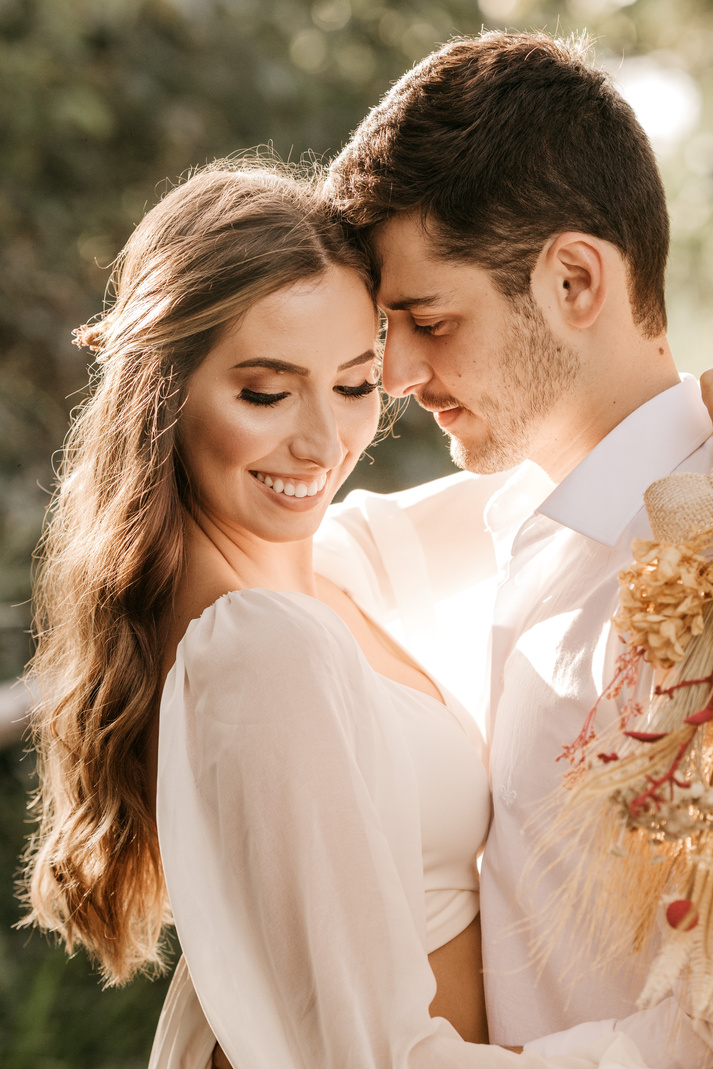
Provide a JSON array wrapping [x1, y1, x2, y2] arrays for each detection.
[[533, 232, 608, 330]]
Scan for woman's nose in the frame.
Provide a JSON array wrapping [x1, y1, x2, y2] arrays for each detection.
[[289, 399, 345, 470]]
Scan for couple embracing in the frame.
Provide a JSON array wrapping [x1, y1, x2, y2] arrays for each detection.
[[23, 30, 713, 1069]]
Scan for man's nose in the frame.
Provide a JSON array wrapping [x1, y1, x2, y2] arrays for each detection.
[[380, 323, 432, 398]]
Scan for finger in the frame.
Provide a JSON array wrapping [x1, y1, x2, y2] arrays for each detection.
[[700, 369, 713, 421]]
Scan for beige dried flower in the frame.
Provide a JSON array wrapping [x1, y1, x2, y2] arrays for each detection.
[[614, 531, 713, 669]]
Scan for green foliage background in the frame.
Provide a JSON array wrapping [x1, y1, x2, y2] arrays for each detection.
[[1, 0, 713, 1063]]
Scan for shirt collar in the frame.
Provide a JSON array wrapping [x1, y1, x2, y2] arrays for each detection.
[[484, 461, 556, 570], [536, 375, 712, 548]]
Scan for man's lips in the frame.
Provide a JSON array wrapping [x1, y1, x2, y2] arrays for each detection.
[[433, 407, 464, 430], [413, 396, 465, 431]]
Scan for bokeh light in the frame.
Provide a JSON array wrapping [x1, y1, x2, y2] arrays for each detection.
[[3, 2, 713, 1064], [612, 54, 701, 157]]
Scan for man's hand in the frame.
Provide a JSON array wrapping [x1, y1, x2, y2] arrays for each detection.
[[700, 369, 713, 422]]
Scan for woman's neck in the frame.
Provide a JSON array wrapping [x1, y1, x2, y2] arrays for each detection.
[[184, 510, 318, 599]]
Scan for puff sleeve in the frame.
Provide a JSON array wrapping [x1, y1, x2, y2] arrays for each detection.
[[156, 589, 647, 1069]]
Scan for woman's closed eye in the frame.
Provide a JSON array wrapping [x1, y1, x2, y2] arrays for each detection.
[[336, 380, 378, 399], [239, 388, 290, 407], [239, 381, 378, 407]]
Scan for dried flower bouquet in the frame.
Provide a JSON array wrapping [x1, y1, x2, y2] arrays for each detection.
[[545, 472, 713, 1019]]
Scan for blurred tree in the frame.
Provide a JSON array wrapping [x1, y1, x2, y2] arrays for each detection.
[[3, 0, 713, 673], [2, 0, 713, 1063]]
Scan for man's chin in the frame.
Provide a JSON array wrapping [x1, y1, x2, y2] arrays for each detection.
[[449, 434, 525, 475]]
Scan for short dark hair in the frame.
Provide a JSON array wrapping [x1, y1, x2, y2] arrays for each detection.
[[328, 31, 669, 336]]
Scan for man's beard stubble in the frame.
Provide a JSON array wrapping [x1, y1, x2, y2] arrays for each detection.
[[432, 296, 582, 475]]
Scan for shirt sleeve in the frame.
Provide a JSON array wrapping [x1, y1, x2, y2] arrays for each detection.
[[156, 590, 634, 1069], [314, 472, 509, 711], [525, 996, 712, 1069], [315, 471, 510, 624]]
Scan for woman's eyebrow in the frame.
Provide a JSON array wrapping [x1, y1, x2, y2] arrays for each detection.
[[338, 350, 377, 371], [231, 350, 377, 375], [231, 358, 309, 375]]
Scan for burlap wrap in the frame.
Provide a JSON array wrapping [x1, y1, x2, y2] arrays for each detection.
[[644, 472, 713, 542]]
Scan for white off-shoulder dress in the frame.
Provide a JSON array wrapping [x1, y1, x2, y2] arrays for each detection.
[[150, 584, 648, 1069]]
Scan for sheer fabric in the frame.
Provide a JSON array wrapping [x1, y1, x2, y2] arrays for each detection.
[[151, 588, 649, 1069], [315, 379, 713, 1065]]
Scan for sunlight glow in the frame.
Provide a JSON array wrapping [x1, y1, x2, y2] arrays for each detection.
[[612, 56, 701, 157], [479, 0, 521, 20]]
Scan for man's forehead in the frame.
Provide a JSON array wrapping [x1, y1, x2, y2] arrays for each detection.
[[372, 211, 433, 261], [374, 219, 486, 313], [372, 213, 444, 306]]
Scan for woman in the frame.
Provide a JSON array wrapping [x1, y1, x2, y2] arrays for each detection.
[[22, 161, 645, 1069]]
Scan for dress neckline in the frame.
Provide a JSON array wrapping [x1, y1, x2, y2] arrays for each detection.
[[185, 583, 449, 708], [276, 589, 478, 749], [172, 585, 476, 747]]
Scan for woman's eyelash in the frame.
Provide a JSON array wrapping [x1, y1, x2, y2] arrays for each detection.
[[240, 381, 378, 407], [240, 389, 289, 407], [337, 381, 379, 398]]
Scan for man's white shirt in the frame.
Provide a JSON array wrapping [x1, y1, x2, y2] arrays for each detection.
[[314, 375, 713, 1067]]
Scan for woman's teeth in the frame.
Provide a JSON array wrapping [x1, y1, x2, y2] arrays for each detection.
[[254, 472, 327, 498]]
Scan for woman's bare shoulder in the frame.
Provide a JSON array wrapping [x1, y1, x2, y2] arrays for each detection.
[[161, 572, 237, 685]]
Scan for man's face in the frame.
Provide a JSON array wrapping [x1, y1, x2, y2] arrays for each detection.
[[373, 213, 582, 474]]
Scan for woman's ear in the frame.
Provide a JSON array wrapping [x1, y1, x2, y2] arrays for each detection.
[[533, 232, 608, 330]]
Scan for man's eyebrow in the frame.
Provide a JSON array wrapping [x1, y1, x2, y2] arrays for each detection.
[[231, 350, 377, 376], [380, 294, 449, 312]]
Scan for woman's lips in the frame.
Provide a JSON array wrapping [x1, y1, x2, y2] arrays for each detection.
[[250, 471, 328, 510], [252, 470, 327, 497]]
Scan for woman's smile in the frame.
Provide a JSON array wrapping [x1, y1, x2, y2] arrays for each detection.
[[250, 469, 329, 505], [179, 265, 380, 544]]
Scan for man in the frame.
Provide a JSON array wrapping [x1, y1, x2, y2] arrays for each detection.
[[323, 29, 713, 1067]]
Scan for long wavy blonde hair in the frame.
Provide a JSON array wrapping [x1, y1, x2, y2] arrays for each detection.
[[21, 160, 372, 985]]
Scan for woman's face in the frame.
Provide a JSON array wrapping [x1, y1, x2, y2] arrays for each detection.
[[180, 265, 380, 544]]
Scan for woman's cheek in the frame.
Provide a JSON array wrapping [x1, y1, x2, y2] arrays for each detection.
[[206, 408, 271, 466], [341, 395, 381, 468], [359, 394, 382, 449]]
